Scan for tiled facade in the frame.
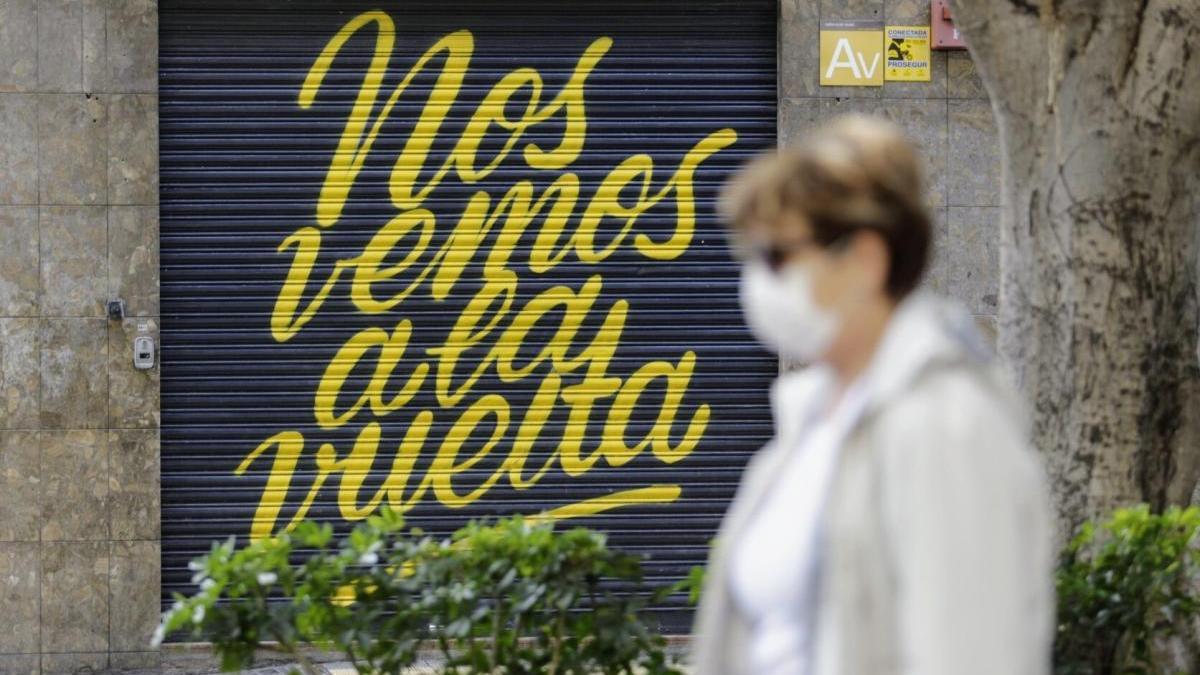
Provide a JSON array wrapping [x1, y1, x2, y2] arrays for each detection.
[[0, 1, 998, 672], [0, 1, 160, 673], [780, 0, 1001, 341]]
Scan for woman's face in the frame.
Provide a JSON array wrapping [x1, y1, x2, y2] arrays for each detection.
[[743, 211, 893, 362]]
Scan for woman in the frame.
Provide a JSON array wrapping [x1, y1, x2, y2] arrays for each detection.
[[692, 115, 1054, 675]]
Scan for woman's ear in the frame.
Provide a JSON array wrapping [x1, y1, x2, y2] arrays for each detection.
[[846, 230, 891, 299]]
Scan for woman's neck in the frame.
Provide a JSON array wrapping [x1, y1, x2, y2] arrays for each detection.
[[824, 296, 896, 400]]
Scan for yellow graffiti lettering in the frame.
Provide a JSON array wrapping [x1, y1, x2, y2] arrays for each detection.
[[303, 10, 611, 224], [571, 129, 740, 264], [521, 37, 612, 169], [316, 415, 436, 520], [633, 128, 739, 257], [600, 351, 711, 466], [430, 395, 511, 507], [235, 431, 311, 542], [298, 10, 395, 226], [350, 209, 437, 313], [243, 12, 745, 539], [453, 68, 545, 181], [271, 227, 347, 343], [314, 320, 429, 429], [492, 275, 603, 379], [322, 422, 387, 519], [300, 17, 473, 223], [557, 300, 628, 476], [425, 271, 516, 407], [528, 174, 582, 272], [500, 373, 562, 488]]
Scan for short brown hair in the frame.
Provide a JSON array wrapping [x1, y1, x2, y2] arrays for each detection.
[[721, 114, 931, 299]]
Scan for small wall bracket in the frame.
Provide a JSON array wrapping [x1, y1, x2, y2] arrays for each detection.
[[107, 299, 126, 321]]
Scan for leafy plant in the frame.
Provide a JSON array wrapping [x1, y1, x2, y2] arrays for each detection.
[[680, 565, 705, 606], [1055, 504, 1200, 675], [157, 509, 685, 674]]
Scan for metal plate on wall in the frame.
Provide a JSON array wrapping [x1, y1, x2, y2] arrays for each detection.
[[159, 0, 777, 631]]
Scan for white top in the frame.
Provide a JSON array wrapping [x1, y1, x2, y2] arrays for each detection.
[[728, 368, 870, 675]]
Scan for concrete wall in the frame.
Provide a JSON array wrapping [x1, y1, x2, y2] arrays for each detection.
[[0, 1, 998, 672], [0, 0, 161, 673]]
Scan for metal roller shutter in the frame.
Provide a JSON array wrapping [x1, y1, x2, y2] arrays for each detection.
[[160, 0, 777, 631]]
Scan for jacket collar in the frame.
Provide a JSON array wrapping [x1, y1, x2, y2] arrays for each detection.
[[769, 291, 993, 442]]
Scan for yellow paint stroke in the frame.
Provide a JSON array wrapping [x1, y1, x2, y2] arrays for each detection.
[[529, 484, 683, 523]]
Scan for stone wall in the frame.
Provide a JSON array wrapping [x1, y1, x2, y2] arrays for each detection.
[[0, 1, 999, 673], [0, 1, 161, 673]]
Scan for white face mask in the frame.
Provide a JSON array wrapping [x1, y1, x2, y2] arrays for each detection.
[[739, 259, 840, 363]]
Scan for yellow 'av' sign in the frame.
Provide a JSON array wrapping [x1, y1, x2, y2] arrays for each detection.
[[820, 20, 884, 86], [885, 25, 932, 81]]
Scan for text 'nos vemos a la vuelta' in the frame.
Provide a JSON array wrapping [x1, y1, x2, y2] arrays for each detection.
[[237, 10, 739, 541]]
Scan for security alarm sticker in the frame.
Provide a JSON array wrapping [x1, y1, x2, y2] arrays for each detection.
[[884, 25, 931, 81]]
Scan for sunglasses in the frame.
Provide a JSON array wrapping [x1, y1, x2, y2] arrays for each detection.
[[739, 234, 849, 273]]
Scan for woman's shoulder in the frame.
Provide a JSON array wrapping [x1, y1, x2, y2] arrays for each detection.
[[867, 360, 1047, 493], [876, 359, 1025, 442]]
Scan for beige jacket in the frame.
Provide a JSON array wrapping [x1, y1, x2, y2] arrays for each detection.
[[691, 293, 1055, 675]]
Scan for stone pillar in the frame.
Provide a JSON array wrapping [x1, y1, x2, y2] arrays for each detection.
[[0, 1, 160, 673], [777, 0, 1001, 374]]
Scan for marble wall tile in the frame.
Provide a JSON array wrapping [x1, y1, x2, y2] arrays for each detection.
[[948, 98, 1000, 206], [40, 541, 108, 653], [83, 0, 157, 93], [0, 542, 39, 653], [0, 654, 39, 674], [877, 97, 948, 209], [39, 318, 106, 429], [0, 95, 38, 205], [0, 318, 39, 429], [921, 206, 951, 295], [107, 96, 158, 204], [949, 50, 988, 99], [949, 206, 1000, 314], [884, 0, 924, 21], [780, 97, 947, 209], [37, 94, 107, 206], [40, 652, 108, 675], [39, 206, 106, 317], [40, 429, 107, 542], [109, 541, 159, 652], [779, 0, 821, 98], [81, 0, 105, 93], [0, 207, 39, 315], [108, 430, 158, 540], [779, 96, 832, 142], [0, 0, 38, 92], [107, 206, 158, 318], [0, 431, 40, 541], [36, 0, 83, 92]]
